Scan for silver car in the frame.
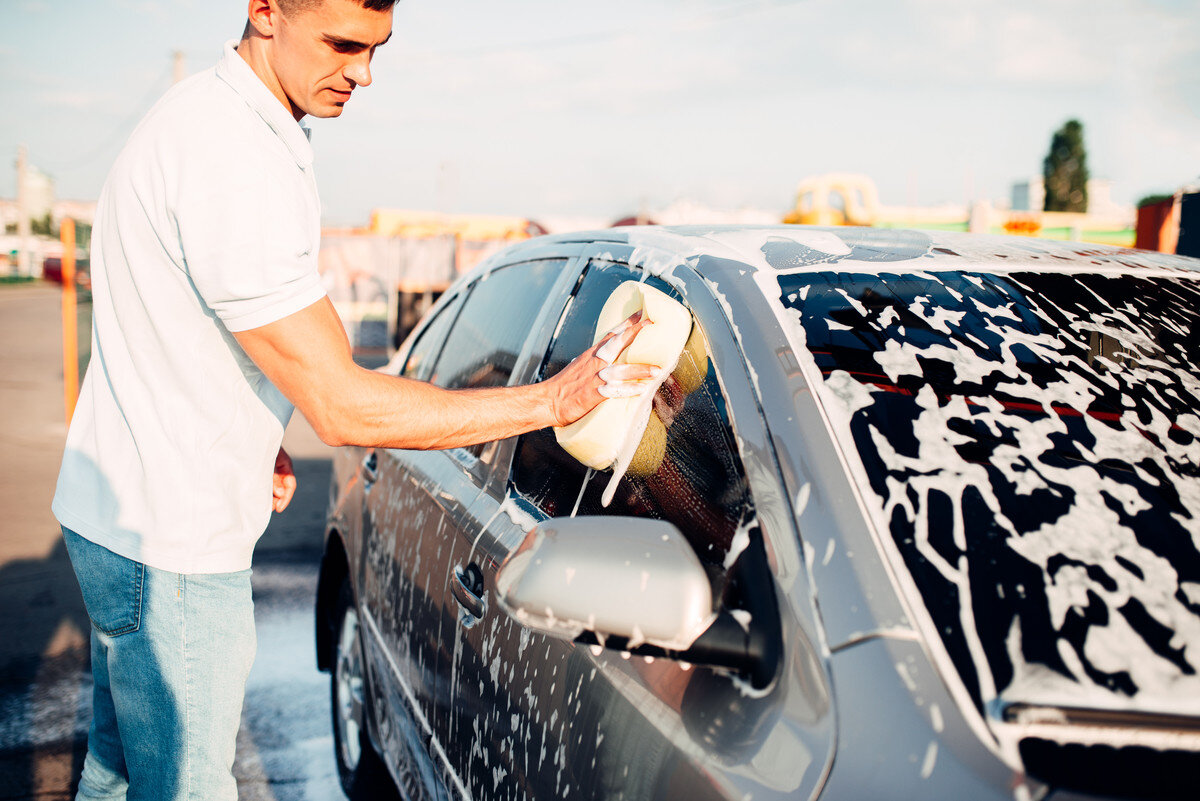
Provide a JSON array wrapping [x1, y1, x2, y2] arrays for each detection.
[[315, 225, 1200, 801]]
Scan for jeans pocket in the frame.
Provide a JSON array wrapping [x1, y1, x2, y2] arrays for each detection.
[[62, 527, 144, 637]]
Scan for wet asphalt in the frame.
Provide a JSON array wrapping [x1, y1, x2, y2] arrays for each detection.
[[0, 283, 348, 800]]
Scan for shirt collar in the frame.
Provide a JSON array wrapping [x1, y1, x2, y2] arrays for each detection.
[[215, 40, 314, 168]]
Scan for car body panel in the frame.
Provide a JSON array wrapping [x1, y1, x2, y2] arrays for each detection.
[[821, 638, 1031, 800], [428, 245, 840, 800], [360, 445, 483, 788], [318, 225, 1200, 801]]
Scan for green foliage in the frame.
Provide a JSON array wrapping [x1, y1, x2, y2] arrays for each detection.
[[30, 213, 55, 237], [75, 222, 93, 250], [1137, 193, 1173, 209], [1043, 119, 1089, 213]]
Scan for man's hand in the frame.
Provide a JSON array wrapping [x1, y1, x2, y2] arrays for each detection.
[[272, 447, 297, 513], [234, 298, 664, 450], [546, 311, 664, 428]]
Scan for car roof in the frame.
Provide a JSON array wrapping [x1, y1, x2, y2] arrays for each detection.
[[531, 224, 1200, 277]]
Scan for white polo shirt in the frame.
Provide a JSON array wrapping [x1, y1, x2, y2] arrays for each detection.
[[53, 41, 327, 574]]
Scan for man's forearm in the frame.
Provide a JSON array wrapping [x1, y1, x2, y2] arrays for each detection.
[[315, 369, 556, 449], [233, 297, 656, 452]]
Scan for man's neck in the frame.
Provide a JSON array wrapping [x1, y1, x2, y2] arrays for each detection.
[[236, 35, 305, 122]]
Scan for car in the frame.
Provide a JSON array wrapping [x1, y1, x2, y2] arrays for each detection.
[[314, 224, 1200, 801]]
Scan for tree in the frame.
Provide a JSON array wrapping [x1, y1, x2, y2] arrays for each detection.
[[1043, 119, 1089, 212], [30, 212, 55, 237]]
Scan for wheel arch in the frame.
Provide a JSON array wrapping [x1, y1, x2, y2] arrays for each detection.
[[316, 529, 351, 672]]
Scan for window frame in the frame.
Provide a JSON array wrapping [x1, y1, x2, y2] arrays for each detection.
[[502, 246, 781, 568], [396, 290, 465, 381], [413, 246, 591, 477]]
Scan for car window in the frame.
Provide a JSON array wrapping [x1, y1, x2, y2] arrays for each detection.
[[400, 292, 463, 380], [511, 260, 754, 578], [429, 259, 567, 457], [429, 260, 565, 390]]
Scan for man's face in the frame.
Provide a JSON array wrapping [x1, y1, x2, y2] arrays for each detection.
[[270, 0, 393, 120]]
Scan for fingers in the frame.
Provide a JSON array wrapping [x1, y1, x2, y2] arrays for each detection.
[[273, 477, 296, 512], [595, 311, 647, 365], [600, 310, 642, 340], [597, 363, 665, 398], [272, 456, 297, 512], [548, 311, 661, 427]]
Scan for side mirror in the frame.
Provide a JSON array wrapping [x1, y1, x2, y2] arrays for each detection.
[[495, 516, 715, 651]]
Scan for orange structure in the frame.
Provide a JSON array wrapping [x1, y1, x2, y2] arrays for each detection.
[[1003, 215, 1042, 237], [60, 218, 79, 424]]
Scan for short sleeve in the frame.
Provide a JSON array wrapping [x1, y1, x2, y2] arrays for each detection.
[[173, 136, 326, 332]]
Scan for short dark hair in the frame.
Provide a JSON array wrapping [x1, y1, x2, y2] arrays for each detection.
[[277, 0, 398, 14]]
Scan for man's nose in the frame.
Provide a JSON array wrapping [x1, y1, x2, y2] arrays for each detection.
[[345, 55, 372, 88]]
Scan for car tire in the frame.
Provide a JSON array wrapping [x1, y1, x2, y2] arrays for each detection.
[[330, 579, 395, 800]]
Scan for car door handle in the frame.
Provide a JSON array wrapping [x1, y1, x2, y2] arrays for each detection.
[[362, 450, 378, 485], [451, 564, 486, 620]]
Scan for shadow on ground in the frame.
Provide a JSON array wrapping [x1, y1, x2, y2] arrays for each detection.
[[0, 539, 90, 801], [0, 454, 342, 801]]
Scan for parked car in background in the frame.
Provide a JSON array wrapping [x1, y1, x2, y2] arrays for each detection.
[[40, 255, 90, 288], [315, 225, 1200, 801]]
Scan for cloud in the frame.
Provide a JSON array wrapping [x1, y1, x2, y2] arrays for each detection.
[[783, 0, 1192, 93], [378, 20, 748, 123], [39, 90, 117, 111]]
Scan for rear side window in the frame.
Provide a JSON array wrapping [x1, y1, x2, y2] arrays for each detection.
[[428, 259, 565, 457], [400, 293, 463, 380], [429, 260, 565, 391], [511, 261, 754, 572]]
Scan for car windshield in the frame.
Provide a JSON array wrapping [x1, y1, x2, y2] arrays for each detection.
[[775, 268, 1200, 719]]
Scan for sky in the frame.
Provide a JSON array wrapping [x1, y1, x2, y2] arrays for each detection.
[[3, 0, 1198, 226]]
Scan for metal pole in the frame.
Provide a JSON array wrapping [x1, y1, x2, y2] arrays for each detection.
[[173, 51, 187, 85], [15, 145, 31, 277], [60, 218, 79, 424]]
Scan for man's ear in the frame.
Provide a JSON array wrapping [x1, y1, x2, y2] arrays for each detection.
[[246, 0, 280, 38]]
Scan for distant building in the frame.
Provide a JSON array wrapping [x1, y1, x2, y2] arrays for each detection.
[[0, 199, 16, 231], [1137, 185, 1200, 258], [1011, 180, 1041, 213], [53, 199, 97, 228], [1011, 177, 1130, 220], [23, 164, 55, 222], [615, 199, 779, 228], [1, 198, 95, 231]]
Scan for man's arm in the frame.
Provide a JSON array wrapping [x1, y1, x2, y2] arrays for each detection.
[[233, 296, 656, 450]]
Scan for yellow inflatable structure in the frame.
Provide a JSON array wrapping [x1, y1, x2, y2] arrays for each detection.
[[783, 173, 880, 227]]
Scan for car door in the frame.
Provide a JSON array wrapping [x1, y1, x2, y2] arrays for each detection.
[[437, 254, 789, 801], [358, 288, 467, 798], [357, 254, 580, 794]]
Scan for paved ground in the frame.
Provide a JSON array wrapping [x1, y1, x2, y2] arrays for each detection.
[[0, 283, 348, 800]]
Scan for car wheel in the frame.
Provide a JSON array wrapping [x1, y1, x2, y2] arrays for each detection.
[[331, 579, 394, 800]]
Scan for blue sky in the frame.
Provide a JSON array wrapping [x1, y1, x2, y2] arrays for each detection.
[[3, 0, 1198, 225]]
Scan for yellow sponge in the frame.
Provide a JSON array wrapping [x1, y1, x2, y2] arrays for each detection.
[[554, 282, 692, 473], [672, 322, 710, 395], [626, 411, 668, 477]]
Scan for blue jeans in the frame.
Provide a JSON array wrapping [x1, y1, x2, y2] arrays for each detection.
[[62, 527, 256, 801]]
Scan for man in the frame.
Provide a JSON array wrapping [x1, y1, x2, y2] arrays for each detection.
[[52, 1, 658, 798]]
